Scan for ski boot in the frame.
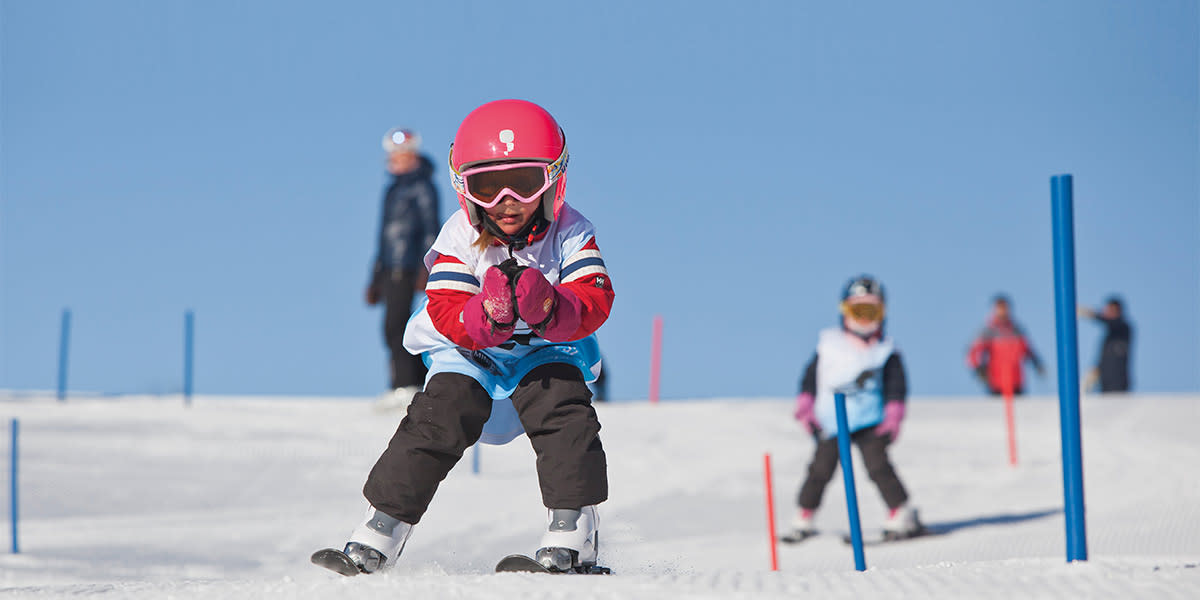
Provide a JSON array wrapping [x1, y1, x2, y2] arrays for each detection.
[[533, 506, 607, 574], [781, 508, 818, 543], [374, 386, 419, 413], [882, 504, 924, 541], [313, 506, 413, 575]]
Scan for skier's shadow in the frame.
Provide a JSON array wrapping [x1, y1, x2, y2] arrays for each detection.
[[925, 508, 1060, 535]]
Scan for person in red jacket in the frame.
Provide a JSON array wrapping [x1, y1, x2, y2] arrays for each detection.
[[966, 295, 1044, 395]]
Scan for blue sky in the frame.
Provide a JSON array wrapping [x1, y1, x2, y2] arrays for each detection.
[[2, 1, 1197, 400]]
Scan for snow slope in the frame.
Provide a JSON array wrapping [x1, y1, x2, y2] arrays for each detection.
[[0, 392, 1196, 598]]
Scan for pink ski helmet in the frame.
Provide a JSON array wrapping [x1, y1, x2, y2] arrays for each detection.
[[449, 99, 568, 228]]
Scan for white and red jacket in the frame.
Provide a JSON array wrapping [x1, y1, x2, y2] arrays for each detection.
[[403, 203, 614, 356]]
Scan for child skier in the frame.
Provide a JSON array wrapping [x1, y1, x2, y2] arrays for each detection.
[[786, 275, 922, 542], [314, 99, 614, 575]]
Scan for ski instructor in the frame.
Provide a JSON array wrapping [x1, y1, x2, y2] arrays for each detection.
[[366, 127, 441, 410]]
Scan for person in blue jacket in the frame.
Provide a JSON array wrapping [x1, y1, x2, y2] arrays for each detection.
[[366, 128, 441, 409], [786, 275, 923, 541]]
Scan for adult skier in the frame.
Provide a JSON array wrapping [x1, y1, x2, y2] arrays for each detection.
[[367, 127, 440, 410], [966, 294, 1044, 395], [1079, 296, 1132, 392]]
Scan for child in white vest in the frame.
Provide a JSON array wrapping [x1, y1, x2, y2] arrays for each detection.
[[787, 275, 922, 541]]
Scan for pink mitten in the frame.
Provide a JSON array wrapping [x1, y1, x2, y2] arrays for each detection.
[[794, 392, 820, 435], [513, 268, 582, 342], [875, 400, 905, 442], [462, 266, 516, 347]]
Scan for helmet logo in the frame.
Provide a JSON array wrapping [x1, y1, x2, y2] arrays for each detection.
[[499, 129, 515, 155]]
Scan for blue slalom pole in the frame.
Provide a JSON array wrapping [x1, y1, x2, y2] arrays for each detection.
[[1051, 174, 1088, 562], [10, 418, 18, 554], [183, 310, 195, 406], [834, 392, 866, 571], [57, 309, 71, 402], [472, 443, 480, 475]]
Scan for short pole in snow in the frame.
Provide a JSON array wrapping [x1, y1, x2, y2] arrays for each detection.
[[57, 309, 71, 402], [648, 315, 663, 404], [9, 418, 18, 554], [763, 453, 779, 571], [835, 392, 867, 572], [183, 310, 195, 406], [472, 443, 480, 475], [1051, 173, 1088, 562], [1003, 385, 1018, 467]]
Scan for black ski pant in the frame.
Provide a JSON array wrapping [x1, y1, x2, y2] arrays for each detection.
[[796, 428, 909, 511], [382, 269, 427, 389], [363, 363, 608, 524], [1098, 352, 1130, 392]]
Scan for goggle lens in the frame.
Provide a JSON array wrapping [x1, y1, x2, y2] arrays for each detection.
[[843, 301, 884, 322], [464, 166, 548, 204]]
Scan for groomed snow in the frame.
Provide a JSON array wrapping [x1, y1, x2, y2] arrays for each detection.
[[0, 392, 1196, 598]]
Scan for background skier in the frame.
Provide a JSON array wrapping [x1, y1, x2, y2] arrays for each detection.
[[367, 127, 441, 410], [966, 294, 1044, 396], [787, 275, 922, 542], [1079, 296, 1132, 393]]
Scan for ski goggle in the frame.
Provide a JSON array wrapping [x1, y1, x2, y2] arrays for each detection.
[[450, 145, 568, 208], [841, 300, 885, 322]]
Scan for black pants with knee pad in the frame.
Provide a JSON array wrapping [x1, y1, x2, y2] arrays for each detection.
[[363, 363, 608, 524]]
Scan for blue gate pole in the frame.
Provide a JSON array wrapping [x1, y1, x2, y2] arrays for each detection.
[[56, 309, 71, 403], [183, 310, 195, 406], [10, 418, 18, 554], [472, 443, 480, 475], [1051, 174, 1088, 562], [835, 392, 867, 571]]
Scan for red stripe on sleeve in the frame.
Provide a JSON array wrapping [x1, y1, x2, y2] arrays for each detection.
[[426, 254, 488, 350], [558, 238, 614, 340]]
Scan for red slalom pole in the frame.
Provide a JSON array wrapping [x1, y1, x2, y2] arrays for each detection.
[[763, 453, 779, 571], [1002, 372, 1018, 467], [1004, 390, 1018, 467], [649, 315, 663, 403]]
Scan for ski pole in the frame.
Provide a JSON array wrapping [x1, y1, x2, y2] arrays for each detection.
[[1051, 173, 1087, 562], [57, 309, 71, 403], [9, 418, 17, 554], [648, 315, 662, 404], [1004, 387, 1018, 467], [183, 310, 195, 407], [834, 392, 866, 571], [763, 453, 779, 571]]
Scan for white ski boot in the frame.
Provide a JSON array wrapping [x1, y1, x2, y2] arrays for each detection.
[[374, 386, 419, 413], [882, 504, 924, 540], [344, 506, 414, 573], [781, 508, 818, 543], [534, 506, 599, 573]]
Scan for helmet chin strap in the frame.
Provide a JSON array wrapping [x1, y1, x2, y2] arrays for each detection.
[[480, 208, 549, 254]]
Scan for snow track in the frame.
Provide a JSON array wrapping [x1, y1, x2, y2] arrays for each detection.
[[0, 392, 1196, 598]]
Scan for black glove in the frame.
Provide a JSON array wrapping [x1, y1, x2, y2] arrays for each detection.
[[974, 365, 988, 382], [854, 369, 877, 389], [495, 258, 527, 285]]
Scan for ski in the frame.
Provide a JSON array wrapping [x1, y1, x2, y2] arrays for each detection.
[[311, 548, 361, 576], [779, 529, 819, 544], [841, 527, 941, 546], [494, 554, 612, 575]]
